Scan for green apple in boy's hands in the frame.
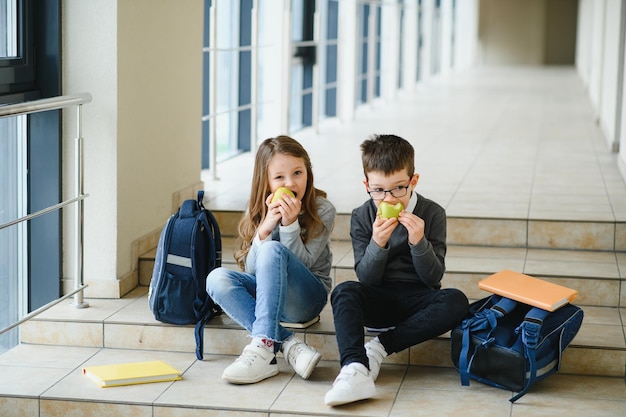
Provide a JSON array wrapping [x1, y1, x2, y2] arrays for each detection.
[[378, 202, 403, 219], [271, 187, 295, 203]]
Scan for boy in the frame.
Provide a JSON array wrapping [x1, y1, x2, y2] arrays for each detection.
[[324, 134, 469, 406]]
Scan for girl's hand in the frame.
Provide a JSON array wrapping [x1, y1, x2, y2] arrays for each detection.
[[398, 211, 425, 245], [276, 194, 301, 226], [372, 216, 399, 248], [257, 194, 283, 240]]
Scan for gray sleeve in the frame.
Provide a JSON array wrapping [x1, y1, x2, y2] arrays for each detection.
[[279, 198, 336, 269]]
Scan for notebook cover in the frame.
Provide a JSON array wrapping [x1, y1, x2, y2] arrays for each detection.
[[478, 269, 578, 312], [82, 360, 182, 388], [280, 315, 320, 329]]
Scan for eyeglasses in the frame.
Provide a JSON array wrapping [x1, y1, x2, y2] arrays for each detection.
[[367, 181, 411, 200]]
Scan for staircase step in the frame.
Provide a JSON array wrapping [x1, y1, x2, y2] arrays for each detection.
[[19, 283, 626, 379], [140, 239, 625, 309], [211, 211, 626, 252]]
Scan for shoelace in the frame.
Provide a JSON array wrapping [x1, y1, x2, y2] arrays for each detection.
[[236, 345, 268, 367]]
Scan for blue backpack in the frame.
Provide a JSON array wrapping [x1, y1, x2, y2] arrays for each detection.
[[148, 190, 222, 360], [451, 295, 583, 402]]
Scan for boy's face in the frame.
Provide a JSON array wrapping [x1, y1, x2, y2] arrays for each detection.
[[364, 170, 419, 211]]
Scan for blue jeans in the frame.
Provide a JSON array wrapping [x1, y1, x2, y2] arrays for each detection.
[[330, 280, 469, 368], [206, 241, 328, 342]]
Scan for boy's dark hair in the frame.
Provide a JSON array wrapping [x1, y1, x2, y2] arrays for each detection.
[[360, 134, 415, 179]]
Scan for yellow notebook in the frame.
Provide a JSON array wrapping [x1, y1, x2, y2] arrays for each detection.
[[478, 269, 578, 312], [82, 360, 182, 388]]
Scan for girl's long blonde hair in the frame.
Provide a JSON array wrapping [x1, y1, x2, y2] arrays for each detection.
[[234, 135, 327, 270]]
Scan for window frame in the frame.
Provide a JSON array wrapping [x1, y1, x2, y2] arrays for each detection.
[[0, 0, 35, 102]]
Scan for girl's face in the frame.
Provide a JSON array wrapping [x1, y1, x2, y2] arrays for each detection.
[[267, 153, 308, 200]]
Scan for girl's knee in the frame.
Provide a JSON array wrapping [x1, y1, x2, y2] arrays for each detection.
[[256, 240, 283, 260], [206, 267, 231, 296]]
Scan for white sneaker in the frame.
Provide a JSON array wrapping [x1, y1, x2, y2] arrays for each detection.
[[222, 341, 279, 384], [282, 336, 321, 379], [365, 337, 387, 381], [324, 362, 376, 406]]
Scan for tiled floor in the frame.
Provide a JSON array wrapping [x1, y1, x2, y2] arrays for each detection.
[[2, 326, 626, 417], [2, 66, 626, 416]]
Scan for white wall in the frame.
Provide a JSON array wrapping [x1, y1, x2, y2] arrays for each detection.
[[453, 0, 479, 70], [63, 0, 204, 297], [598, 0, 622, 151], [577, 0, 626, 180]]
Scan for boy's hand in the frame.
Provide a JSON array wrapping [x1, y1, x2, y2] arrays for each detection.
[[398, 211, 425, 245], [372, 216, 399, 248]]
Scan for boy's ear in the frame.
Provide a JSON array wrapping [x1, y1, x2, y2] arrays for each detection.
[[362, 179, 369, 189], [412, 173, 420, 186]]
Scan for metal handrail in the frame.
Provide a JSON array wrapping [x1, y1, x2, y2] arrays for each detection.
[[0, 93, 92, 117], [0, 93, 93, 336]]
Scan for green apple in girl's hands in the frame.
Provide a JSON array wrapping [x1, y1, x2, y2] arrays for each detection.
[[271, 187, 295, 203], [378, 202, 403, 219]]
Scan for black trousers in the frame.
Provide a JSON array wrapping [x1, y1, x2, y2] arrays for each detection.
[[330, 280, 469, 368]]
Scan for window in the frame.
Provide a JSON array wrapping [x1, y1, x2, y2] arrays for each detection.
[[0, 0, 62, 353], [289, 0, 316, 131], [0, 0, 35, 103], [357, 1, 382, 105]]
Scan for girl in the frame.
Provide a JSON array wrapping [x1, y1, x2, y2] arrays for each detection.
[[207, 135, 336, 384]]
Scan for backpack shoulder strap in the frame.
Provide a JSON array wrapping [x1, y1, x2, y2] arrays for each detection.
[[459, 296, 518, 385], [509, 306, 551, 402], [193, 190, 222, 360]]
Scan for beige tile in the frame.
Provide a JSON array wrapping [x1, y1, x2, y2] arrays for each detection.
[[445, 245, 526, 274], [409, 339, 451, 367], [0, 344, 99, 368], [306, 334, 340, 362], [527, 220, 615, 250], [330, 240, 353, 267], [43, 350, 196, 404], [579, 306, 623, 326], [560, 347, 626, 377], [105, 323, 197, 352], [392, 388, 513, 417], [271, 360, 400, 416], [155, 407, 264, 417], [442, 272, 492, 300], [524, 250, 620, 279], [334, 267, 357, 286], [332, 213, 351, 241], [616, 223, 626, 250], [447, 218, 527, 247], [20, 321, 103, 347], [0, 397, 39, 417], [511, 394, 626, 417], [41, 400, 152, 417], [573, 323, 625, 349], [517, 373, 626, 401], [155, 356, 292, 410], [554, 277, 620, 307], [0, 365, 73, 396]]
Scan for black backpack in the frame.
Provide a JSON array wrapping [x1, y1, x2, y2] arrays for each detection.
[[148, 190, 222, 360]]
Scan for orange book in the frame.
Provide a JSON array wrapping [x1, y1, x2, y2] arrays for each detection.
[[478, 269, 578, 312]]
